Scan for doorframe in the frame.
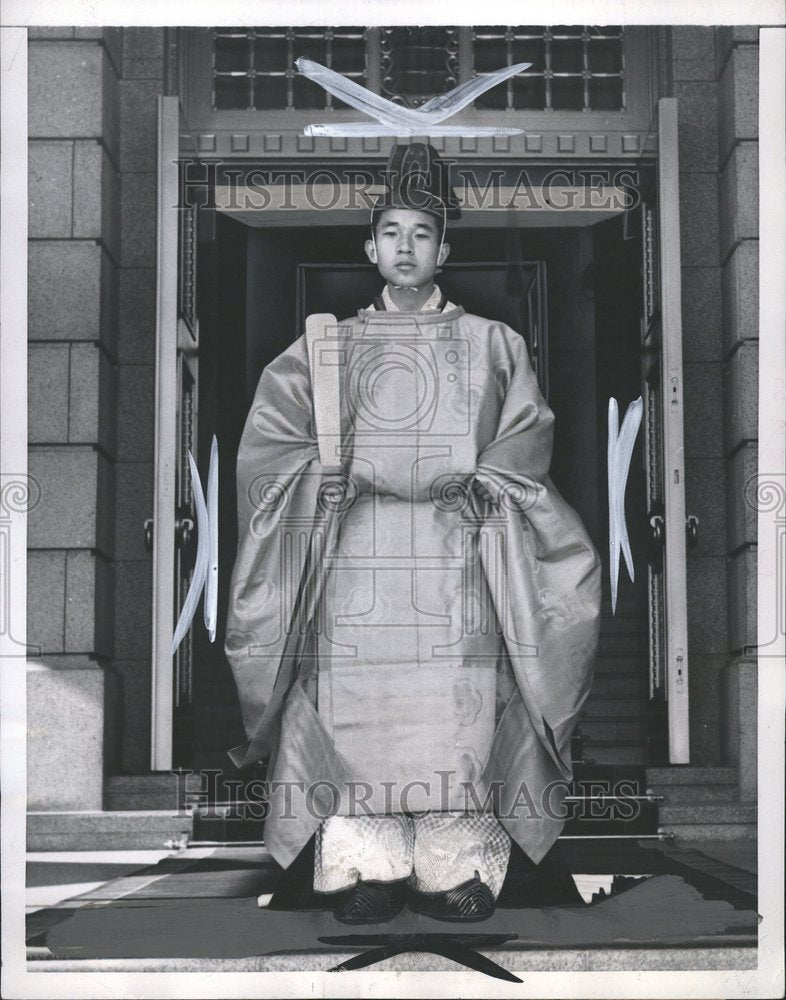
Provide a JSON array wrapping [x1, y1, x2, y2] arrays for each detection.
[[152, 135, 691, 768]]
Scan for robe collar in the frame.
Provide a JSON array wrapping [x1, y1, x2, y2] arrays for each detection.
[[371, 283, 456, 314]]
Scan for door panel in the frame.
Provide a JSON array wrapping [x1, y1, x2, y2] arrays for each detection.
[[641, 98, 690, 763], [151, 96, 200, 770]]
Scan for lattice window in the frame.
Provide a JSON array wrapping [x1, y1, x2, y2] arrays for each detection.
[[473, 26, 625, 110], [210, 25, 625, 112], [213, 26, 367, 109], [379, 27, 459, 108]]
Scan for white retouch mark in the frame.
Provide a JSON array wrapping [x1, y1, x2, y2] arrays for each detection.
[[296, 57, 532, 137], [608, 397, 643, 614], [171, 434, 219, 655]]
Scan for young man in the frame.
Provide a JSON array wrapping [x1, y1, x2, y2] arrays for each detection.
[[225, 143, 601, 923]]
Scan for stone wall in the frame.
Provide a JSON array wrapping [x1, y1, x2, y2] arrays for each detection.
[[716, 28, 759, 800], [112, 28, 166, 772], [26, 27, 163, 806], [670, 25, 758, 779]]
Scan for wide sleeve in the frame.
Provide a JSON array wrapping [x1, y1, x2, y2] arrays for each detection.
[[224, 335, 326, 767], [472, 332, 602, 779]]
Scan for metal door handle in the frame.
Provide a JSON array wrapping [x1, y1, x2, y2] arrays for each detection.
[[686, 514, 699, 548], [143, 516, 195, 552], [175, 515, 195, 550], [649, 513, 664, 549]]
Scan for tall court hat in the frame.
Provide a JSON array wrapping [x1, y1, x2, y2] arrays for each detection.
[[371, 142, 462, 226]]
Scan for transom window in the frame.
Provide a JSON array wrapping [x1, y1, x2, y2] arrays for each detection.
[[211, 26, 626, 113]]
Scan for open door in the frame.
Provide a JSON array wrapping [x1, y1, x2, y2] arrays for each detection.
[[149, 96, 200, 770], [641, 98, 691, 763]]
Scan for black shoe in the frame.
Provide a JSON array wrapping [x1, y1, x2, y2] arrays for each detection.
[[333, 878, 407, 925], [409, 871, 496, 922]]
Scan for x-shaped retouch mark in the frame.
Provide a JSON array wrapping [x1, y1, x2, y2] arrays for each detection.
[[317, 932, 523, 982], [297, 57, 532, 137]]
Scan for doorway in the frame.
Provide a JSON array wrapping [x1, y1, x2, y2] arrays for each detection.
[[184, 211, 656, 772]]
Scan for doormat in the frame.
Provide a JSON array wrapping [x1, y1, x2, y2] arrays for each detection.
[[37, 841, 757, 974]]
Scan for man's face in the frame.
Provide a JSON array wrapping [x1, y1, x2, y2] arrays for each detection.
[[365, 208, 450, 287]]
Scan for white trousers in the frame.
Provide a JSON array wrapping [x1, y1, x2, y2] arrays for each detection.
[[314, 812, 511, 899]]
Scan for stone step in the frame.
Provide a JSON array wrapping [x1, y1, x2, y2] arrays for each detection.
[[575, 743, 648, 765], [588, 675, 649, 698], [578, 718, 647, 742], [24, 948, 758, 974], [658, 803, 756, 825], [27, 811, 192, 852], [647, 783, 740, 804], [593, 654, 649, 675], [596, 635, 649, 655], [581, 697, 647, 718], [657, 823, 757, 841], [645, 767, 738, 785]]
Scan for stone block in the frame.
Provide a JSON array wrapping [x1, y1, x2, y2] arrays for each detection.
[[722, 239, 759, 357], [27, 551, 66, 654], [120, 78, 163, 172], [121, 171, 157, 267], [122, 26, 165, 61], [28, 141, 73, 238], [113, 560, 153, 660], [73, 141, 121, 265], [121, 28, 165, 81], [679, 172, 719, 267], [686, 652, 724, 764], [68, 342, 118, 458], [73, 28, 123, 77], [675, 81, 718, 172], [722, 340, 758, 455], [94, 552, 115, 657], [28, 343, 70, 442], [685, 458, 726, 556], [726, 442, 758, 554], [727, 545, 757, 653], [686, 555, 728, 653], [682, 362, 723, 458], [123, 56, 166, 80], [715, 27, 759, 79], [27, 659, 108, 810], [65, 549, 94, 652], [101, 247, 120, 360], [28, 241, 117, 351], [116, 365, 155, 461], [720, 656, 757, 801], [102, 47, 121, 168], [26, 809, 193, 852], [120, 725, 152, 774], [118, 267, 155, 363], [114, 461, 154, 560], [28, 446, 97, 549], [28, 41, 105, 139], [115, 658, 152, 729], [719, 45, 758, 163], [670, 27, 710, 59], [28, 28, 75, 39], [681, 267, 722, 362], [719, 143, 759, 262], [62, 550, 113, 657], [95, 448, 117, 559]]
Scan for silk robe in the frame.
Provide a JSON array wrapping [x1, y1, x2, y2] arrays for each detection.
[[224, 303, 601, 868]]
